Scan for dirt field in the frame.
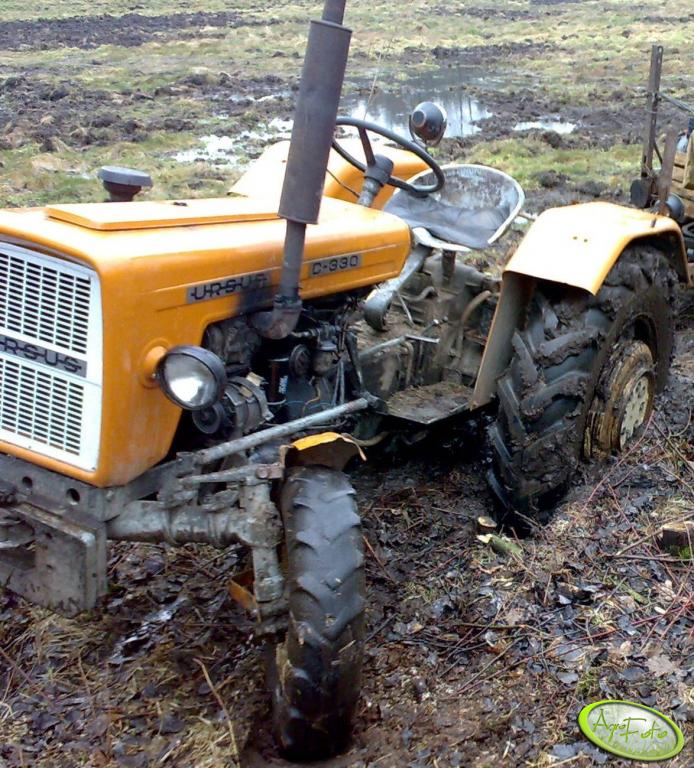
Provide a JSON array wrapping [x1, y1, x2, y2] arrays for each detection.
[[0, 1, 693, 767]]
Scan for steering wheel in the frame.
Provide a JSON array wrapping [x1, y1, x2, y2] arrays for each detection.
[[332, 116, 445, 196]]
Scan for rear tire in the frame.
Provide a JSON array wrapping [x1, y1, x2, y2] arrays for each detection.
[[487, 243, 677, 515], [269, 467, 365, 761]]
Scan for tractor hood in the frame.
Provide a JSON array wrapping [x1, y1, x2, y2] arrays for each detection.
[[0, 195, 411, 298], [45, 196, 280, 231]]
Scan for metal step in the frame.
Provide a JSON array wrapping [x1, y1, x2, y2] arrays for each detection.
[[383, 380, 474, 425]]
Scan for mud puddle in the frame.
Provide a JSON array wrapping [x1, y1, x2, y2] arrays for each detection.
[[341, 67, 492, 138], [174, 119, 292, 166], [175, 63, 495, 169], [513, 118, 576, 134]]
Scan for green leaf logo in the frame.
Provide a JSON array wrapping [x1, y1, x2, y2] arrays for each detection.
[[578, 700, 685, 761]]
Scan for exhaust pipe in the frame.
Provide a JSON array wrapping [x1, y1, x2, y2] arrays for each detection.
[[251, 0, 352, 339]]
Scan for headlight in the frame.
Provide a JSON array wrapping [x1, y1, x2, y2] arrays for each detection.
[[157, 346, 226, 411]]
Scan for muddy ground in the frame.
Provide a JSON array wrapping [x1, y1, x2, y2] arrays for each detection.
[[2, 333, 692, 768], [1, 1, 693, 206], [0, 1, 693, 767]]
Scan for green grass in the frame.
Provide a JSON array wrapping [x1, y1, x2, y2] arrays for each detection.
[[0, 132, 236, 208], [465, 137, 640, 191], [3, 1, 692, 95], [1, 0, 692, 204]]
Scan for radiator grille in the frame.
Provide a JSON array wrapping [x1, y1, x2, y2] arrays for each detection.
[[0, 357, 84, 455], [0, 250, 91, 354], [0, 244, 102, 470]]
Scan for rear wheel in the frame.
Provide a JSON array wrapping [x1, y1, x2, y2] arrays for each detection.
[[488, 243, 677, 515], [269, 467, 365, 761]]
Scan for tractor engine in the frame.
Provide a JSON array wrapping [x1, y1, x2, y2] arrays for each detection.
[[171, 245, 498, 454], [190, 299, 363, 442]]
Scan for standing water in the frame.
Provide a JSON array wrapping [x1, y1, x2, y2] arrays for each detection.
[[174, 68, 492, 168], [340, 67, 492, 138]]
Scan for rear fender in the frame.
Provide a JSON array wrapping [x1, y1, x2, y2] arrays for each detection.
[[472, 202, 689, 407], [504, 201, 689, 290]]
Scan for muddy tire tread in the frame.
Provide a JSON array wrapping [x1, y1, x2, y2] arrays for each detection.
[[272, 466, 365, 760], [488, 244, 677, 514]]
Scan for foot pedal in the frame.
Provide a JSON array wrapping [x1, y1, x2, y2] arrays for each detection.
[[0, 504, 107, 616], [383, 381, 474, 425]]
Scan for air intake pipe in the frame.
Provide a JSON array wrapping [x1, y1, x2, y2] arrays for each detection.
[[251, 0, 352, 339]]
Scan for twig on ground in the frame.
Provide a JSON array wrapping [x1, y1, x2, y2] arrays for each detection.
[[581, 411, 655, 513], [365, 614, 397, 643], [454, 637, 522, 694], [363, 534, 397, 583], [194, 658, 239, 762], [76, 652, 98, 721]]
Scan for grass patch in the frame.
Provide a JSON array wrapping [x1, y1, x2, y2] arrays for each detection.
[[462, 136, 639, 192], [1, 1, 261, 22], [0, 132, 237, 207], [1, 0, 691, 205]]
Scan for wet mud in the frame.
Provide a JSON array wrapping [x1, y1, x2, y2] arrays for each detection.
[[0, 11, 268, 52], [0, 17, 685, 196]]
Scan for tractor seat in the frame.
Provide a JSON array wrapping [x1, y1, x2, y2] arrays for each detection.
[[384, 164, 524, 251]]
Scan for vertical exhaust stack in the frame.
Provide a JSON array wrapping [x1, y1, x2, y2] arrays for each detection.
[[251, 0, 352, 339]]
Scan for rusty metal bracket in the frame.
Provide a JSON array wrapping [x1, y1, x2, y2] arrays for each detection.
[[641, 44, 663, 180], [228, 568, 288, 637]]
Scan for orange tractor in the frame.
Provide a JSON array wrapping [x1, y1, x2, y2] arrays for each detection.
[[0, 3, 690, 759]]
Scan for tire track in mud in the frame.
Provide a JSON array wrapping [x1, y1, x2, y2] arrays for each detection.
[[0, 11, 271, 52]]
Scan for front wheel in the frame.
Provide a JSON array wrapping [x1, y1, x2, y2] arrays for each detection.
[[487, 243, 677, 515], [268, 467, 366, 761]]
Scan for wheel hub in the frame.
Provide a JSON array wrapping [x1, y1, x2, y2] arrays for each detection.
[[619, 374, 650, 447], [584, 340, 656, 457]]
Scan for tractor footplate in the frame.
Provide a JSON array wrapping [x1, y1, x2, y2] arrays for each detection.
[[0, 504, 107, 616], [383, 381, 474, 425]]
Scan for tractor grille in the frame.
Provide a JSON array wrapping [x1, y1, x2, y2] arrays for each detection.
[[0, 243, 102, 470], [0, 251, 91, 354], [0, 357, 84, 456]]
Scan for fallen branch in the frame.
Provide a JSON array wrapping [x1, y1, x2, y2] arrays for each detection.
[[194, 658, 239, 762], [476, 533, 522, 559], [363, 534, 397, 583]]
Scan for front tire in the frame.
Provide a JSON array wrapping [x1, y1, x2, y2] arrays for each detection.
[[488, 243, 677, 514], [269, 467, 366, 761]]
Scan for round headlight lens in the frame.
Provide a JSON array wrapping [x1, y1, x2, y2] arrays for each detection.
[[157, 346, 226, 411]]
